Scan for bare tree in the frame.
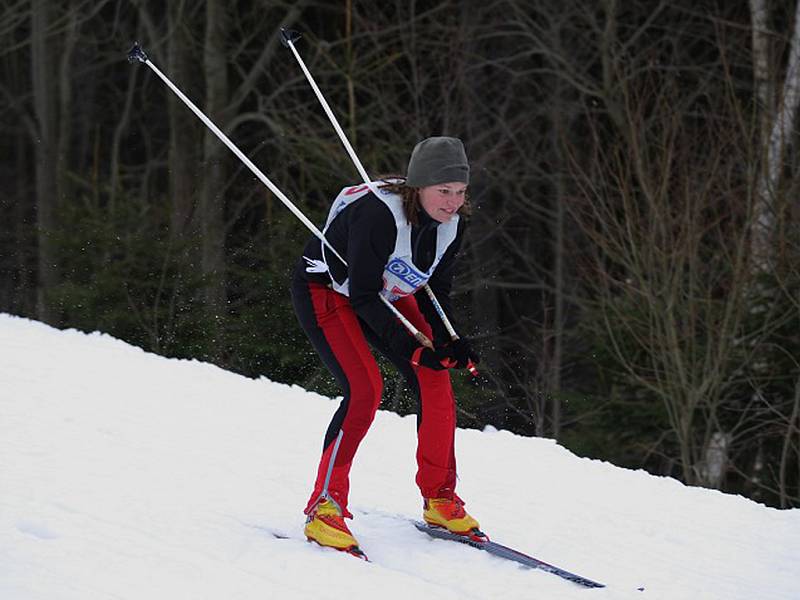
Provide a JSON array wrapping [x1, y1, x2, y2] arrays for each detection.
[[750, 0, 800, 266], [199, 0, 229, 354], [569, 69, 788, 486], [30, 0, 59, 323], [167, 2, 201, 239]]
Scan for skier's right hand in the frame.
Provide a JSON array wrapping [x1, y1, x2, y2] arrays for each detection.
[[448, 338, 480, 369], [410, 346, 459, 371]]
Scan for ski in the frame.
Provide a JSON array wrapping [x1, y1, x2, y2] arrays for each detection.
[[413, 521, 605, 589]]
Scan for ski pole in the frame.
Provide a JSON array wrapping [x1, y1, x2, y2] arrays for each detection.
[[280, 30, 477, 375], [127, 42, 433, 350]]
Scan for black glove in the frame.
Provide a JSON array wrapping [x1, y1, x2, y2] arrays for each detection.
[[410, 346, 459, 371], [450, 338, 480, 369]]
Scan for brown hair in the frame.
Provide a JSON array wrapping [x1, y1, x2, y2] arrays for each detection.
[[377, 176, 471, 226]]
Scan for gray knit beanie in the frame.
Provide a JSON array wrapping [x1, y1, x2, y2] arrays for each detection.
[[405, 136, 470, 187]]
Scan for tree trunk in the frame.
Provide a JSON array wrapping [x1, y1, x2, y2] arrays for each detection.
[[201, 0, 229, 355], [749, 0, 772, 141], [31, 0, 59, 324], [57, 5, 78, 206], [15, 130, 33, 313], [751, 0, 800, 266], [779, 375, 800, 508], [548, 38, 569, 439], [167, 3, 199, 238]]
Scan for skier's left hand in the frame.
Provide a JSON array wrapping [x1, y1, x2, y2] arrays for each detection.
[[450, 338, 480, 369]]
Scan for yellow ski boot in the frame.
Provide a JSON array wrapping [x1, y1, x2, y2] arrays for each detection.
[[304, 498, 367, 560], [423, 496, 487, 542]]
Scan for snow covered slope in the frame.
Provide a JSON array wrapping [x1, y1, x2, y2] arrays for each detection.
[[1, 313, 798, 600]]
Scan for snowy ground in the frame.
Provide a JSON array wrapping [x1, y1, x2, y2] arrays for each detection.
[[1, 313, 798, 600]]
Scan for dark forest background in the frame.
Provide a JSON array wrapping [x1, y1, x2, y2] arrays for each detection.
[[2, 0, 799, 508]]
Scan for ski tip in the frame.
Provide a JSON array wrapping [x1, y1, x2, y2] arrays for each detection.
[[346, 546, 370, 561], [306, 537, 370, 562]]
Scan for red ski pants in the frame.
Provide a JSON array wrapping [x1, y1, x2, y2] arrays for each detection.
[[291, 281, 457, 517]]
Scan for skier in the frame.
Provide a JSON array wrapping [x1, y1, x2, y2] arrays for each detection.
[[291, 136, 482, 556]]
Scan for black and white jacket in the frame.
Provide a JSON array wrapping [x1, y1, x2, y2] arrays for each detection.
[[293, 183, 465, 359]]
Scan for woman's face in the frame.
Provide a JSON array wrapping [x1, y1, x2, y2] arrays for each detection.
[[418, 182, 467, 223]]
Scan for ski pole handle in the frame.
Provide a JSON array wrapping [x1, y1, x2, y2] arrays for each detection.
[[416, 332, 434, 349]]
